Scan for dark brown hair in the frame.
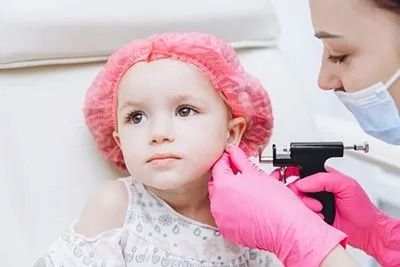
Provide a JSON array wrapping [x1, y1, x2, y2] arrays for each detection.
[[372, 0, 400, 13]]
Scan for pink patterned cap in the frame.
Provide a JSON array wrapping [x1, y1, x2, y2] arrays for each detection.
[[83, 32, 273, 170]]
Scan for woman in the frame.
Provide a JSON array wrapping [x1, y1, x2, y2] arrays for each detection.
[[209, 0, 400, 266]]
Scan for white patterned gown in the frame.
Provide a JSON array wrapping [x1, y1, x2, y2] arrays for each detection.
[[34, 177, 282, 267]]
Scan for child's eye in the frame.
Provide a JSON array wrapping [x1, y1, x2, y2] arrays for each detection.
[[125, 111, 146, 124], [176, 105, 198, 117], [328, 54, 348, 64]]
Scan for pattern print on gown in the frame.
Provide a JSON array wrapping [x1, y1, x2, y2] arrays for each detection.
[[34, 177, 283, 267]]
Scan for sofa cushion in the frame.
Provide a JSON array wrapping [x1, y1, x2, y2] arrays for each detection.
[[0, 0, 280, 69]]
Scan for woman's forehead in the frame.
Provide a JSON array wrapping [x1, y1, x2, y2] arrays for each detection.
[[309, 0, 375, 32]]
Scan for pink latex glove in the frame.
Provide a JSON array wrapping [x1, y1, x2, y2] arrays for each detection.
[[209, 146, 347, 267], [270, 167, 325, 218], [288, 167, 400, 266]]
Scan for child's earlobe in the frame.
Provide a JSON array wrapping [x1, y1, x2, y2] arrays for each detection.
[[112, 131, 121, 147]]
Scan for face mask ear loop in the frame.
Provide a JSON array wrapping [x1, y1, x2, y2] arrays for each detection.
[[385, 69, 400, 89]]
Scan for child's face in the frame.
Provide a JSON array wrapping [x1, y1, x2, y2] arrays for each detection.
[[114, 59, 246, 190]]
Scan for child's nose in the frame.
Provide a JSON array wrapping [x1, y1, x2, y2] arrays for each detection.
[[149, 117, 175, 144]]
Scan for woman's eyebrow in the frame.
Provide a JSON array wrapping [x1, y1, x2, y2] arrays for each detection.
[[314, 31, 343, 39]]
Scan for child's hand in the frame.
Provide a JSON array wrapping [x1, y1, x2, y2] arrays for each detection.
[[209, 146, 347, 266]]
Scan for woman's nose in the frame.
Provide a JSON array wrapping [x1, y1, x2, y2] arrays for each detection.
[[318, 52, 343, 91]]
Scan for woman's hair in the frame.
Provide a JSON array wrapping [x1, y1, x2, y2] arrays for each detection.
[[372, 0, 400, 13]]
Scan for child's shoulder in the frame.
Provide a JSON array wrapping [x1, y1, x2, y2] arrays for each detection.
[[74, 178, 131, 238]]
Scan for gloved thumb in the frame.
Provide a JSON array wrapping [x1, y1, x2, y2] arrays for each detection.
[[270, 166, 300, 181], [208, 179, 215, 197], [226, 145, 253, 173], [211, 152, 233, 179]]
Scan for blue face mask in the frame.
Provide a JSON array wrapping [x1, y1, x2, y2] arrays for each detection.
[[335, 69, 400, 145]]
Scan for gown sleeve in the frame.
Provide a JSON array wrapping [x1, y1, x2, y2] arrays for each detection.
[[248, 249, 284, 267], [33, 223, 128, 267]]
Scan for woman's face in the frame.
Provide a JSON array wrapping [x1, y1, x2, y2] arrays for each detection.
[[309, 0, 400, 108]]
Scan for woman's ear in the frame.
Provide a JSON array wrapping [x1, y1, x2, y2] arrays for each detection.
[[112, 130, 121, 148], [226, 117, 247, 147]]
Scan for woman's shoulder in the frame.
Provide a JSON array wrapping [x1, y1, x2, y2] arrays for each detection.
[[74, 178, 131, 237]]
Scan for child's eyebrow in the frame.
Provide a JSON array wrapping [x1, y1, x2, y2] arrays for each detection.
[[119, 94, 207, 111], [173, 94, 206, 104], [119, 100, 144, 111]]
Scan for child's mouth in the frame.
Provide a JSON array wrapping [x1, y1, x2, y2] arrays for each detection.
[[148, 157, 180, 167]]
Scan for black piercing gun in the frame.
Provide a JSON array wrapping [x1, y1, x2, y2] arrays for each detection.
[[258, 142, 369, 225]]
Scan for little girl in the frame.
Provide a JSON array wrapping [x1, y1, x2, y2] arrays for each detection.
[[34, 32, 279, 266]]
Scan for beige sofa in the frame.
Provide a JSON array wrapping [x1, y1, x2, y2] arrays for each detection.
[[0, 1, 324, 265]]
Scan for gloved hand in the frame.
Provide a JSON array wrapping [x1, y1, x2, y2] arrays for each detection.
[[288, 167, 400, 266], [209, 146, 347, 267], [270, 167, 325, 218]]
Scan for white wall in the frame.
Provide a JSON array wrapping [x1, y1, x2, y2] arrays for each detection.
[[269, 0, 357, 120]]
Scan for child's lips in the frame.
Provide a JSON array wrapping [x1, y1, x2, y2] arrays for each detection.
[[147, 153, 182, 166], [148, 157, 180, 167]]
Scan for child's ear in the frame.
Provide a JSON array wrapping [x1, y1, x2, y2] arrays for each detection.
[[226, 117, 247, 147], [112, 130, 121, 148]]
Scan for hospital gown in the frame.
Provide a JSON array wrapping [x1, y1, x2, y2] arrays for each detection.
[[34, 177, 283, 266]]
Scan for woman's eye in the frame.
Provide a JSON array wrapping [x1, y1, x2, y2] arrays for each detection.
[[125, 111, 146, 124], [177, 105, 198, 117], [328, 54, 348, 64]]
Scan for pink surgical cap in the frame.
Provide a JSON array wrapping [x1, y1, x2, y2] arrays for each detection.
[[83, 32, 273, 170]]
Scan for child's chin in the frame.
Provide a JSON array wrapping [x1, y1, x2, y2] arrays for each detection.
[[137, 170, 209, 191], [148, 180, 186, 190], [145, 176, 192, 191]]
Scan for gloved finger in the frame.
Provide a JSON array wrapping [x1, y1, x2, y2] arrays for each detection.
[[208, 178, 214, 194], [269, 168, 281, 180], [301, 195, 323, 213], [288, 182, 302, 197], [325, 166, 340, 173], [270, 167, 300, 181], [288, 183, 323, 212], [226, 145, 254, 173], [294, 173, 342, 194], [211, 152, 233, 179]]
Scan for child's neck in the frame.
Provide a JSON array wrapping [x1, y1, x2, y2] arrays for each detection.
[[148, 174, 217, 228]]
